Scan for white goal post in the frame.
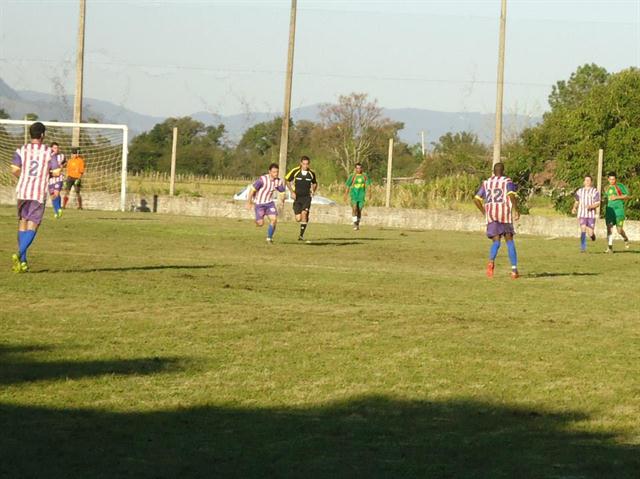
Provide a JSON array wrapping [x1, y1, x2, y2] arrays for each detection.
[[0, 119, 129, 211]]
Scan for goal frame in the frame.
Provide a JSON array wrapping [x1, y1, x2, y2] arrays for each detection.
[[0, 119, 129, 211]]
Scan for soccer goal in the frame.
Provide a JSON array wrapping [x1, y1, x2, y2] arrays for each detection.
[[0, 119, 129, 211]]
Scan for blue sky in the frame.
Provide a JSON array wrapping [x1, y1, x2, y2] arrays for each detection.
[[1, 0, 639, 118]]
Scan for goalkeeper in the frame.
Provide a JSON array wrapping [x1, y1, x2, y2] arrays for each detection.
[[63, 148, 85, 210]]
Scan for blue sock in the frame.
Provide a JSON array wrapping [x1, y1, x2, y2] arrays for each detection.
[[580, 232, 587, 251], [18, 230, 37, 262], [52, 196, 61, 214], [489, 241, 501, 261], [267, 224, 275, 239], [506, 240, 518, 269]]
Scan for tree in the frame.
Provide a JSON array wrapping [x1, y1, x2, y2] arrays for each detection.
[[419, 132, 490, 179], [548, 63, 609, 111], [0, 108, 9, 119], [319, 93, 401, 176]]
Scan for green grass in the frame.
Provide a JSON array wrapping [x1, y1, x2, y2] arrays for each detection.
[[1, 206, 639, 478]]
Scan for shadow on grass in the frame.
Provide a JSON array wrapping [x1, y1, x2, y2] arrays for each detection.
[[0, 344, 182, 385], [325, 237, 387, 241], [32, 264, 218, 274], [305, 241, 364, 247], [95, 217, 159, 221], [1, 395, 638, 478], [524, 272, 600, 279]]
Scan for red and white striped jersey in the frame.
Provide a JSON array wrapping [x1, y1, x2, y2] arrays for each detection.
[[48, 153, 66, 186], [574, 187, 600, 219], [475, 175, 517, 224], [12, 143, 58, 203], [251, 174, 285, 205]]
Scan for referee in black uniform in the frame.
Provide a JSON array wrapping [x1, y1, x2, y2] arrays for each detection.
[[285, 156, 318, 241]]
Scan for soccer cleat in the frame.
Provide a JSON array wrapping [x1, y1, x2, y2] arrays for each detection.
[[19, 262, 29, 273], [11, 254, 21, 273], [486, 261, 495, 278], [625, 241, 630, 250], [605, 247, 613, 254], [590, 233, 596, 241], [266, 237, 273, 244], [298, 236, 304, 241], [510, 270, 520, 279]]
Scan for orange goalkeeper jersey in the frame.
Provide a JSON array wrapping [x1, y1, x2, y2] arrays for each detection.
[[67, 156, 85, 178]]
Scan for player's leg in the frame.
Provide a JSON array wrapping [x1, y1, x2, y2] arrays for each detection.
[[62, 179, 72, 209], [579, 221, 587, 252], [299, 198, 310, 240], [351, 202, 359, 229], [485, 222, 501, 278], [75, 181, 83, 210], [266, 215, 278, 242], [605, 222, 614, 252], [356, 201, 363, 226], [51, 189, 62, 218], [504, 231, 519, 278], [15, 202, 43, 272], [254, 204, 266, 227]]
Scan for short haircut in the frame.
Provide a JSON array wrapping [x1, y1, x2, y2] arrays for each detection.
[[584, 174, 592, 180], [300, 155, 310, 163], [71, 147, 79, 154], [50, 141, 59, 147], [29, 122, 46, 140], [268, 163, 279, 171], [355, 163, 362, 168], [493, 162, 505, 176], [607, 171, 617, 178]]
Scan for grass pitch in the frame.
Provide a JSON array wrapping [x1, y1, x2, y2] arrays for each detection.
[[1, 206, 639, 478]]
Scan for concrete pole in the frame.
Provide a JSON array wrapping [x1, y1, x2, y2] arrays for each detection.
[[72, 0, 86, 147], [277, 0, 297, 181], [170, 127, 178, 196], [385, 138, 394, 208], [596, 148, 604, 217], [492, 0, 507, 166], [421, 130, 426, 157]]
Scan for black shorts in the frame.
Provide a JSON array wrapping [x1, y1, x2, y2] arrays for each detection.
[[293, 195, 312, 215], [64, 177, 82, 192]]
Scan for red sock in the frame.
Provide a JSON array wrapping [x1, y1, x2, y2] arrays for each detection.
[[63, 196, 69, 208]]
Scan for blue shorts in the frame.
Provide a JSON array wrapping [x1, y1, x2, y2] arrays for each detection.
[[486, 221, 515, 238]]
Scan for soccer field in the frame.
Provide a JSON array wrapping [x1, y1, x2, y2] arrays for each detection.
[[1, 206, 639, 478]]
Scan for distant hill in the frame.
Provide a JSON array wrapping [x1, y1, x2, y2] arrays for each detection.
[[1, 78, 539, 144]]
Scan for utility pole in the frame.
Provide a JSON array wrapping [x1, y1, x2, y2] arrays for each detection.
[[277, 0, 297, 181], [596, 148, 604, 217], [421, 130, 426, 157], [170, 127, 178, 196], [72, 0, 86, 147], [385, 138, 394, 208], [492, 0, 507, 166]]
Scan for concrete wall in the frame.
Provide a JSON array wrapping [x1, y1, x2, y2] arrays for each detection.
[[1, 186, 638, 239]]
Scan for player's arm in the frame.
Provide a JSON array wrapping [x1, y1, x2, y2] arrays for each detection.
[[247, 186, 257, 210], [571, 196, 579, 215], [10, 152, 22, 178], [508, 192, 520, 221], [473, 184, 486, 215], [311, 170, 318, 195], [285, 168, 297, 197], [49, 155, 61, 177], [344, 175, 352, 200]]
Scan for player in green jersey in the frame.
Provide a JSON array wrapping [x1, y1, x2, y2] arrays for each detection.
[[344, 163, 372, 230], [604, 171, 631, 253]]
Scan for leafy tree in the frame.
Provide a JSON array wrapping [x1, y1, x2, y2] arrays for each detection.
[[0, 108, 9, 119], [419, 132, 490, 179]]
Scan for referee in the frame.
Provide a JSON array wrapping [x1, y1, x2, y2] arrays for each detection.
[[285, 156, 318, 241]]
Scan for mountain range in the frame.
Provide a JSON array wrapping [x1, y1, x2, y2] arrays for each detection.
[[0, 78, 540, 146]]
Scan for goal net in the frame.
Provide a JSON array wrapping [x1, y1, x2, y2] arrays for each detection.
[[0, 119, 129, 211]]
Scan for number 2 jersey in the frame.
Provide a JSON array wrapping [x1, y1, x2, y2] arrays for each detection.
[[12, 143, 59, 203], [475, 175, 517, 224]]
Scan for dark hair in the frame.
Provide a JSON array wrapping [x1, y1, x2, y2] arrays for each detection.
[[300, 156, 310, 163], [268, 163, 279, 171], [607, 171, 617, 178], [50, 141, 59, 147], [29, 122, 46, 140], [493, 162, 505, 176], [71, 147, 79, 154], [355, 163, 363, 168], [584, 174, 593, 180]]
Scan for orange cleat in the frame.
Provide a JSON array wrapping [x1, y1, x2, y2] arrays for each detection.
[[486, 261, 495, 278], [510, 269, 519, 279]]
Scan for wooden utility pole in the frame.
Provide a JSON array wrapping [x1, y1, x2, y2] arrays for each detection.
[[277, 0, 297, 180], [385, 138, 394, 208], [72, 0, 86, 147], [170, 127, 178, 196], [596, 148, 604, 217], [23, 115, 28, 144], [421, 130, 426, 156], [492, 0, 507, 166]]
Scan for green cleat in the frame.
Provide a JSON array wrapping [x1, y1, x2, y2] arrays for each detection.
[[11, 253, 21, 273]]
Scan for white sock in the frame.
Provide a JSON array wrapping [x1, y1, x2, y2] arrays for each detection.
[[608, 234, 613, 246], [352, 216, 358, 223]]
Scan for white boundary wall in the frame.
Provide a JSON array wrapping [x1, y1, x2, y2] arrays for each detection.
[[1, 186, 638, 239]]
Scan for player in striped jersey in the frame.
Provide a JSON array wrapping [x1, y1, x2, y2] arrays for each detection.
[[571, 175, 600, 252], [247, 163, 286, 243], [48, 142, 66, 218], [10, 122, 60, 273], [474, 162, 520, 279]]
